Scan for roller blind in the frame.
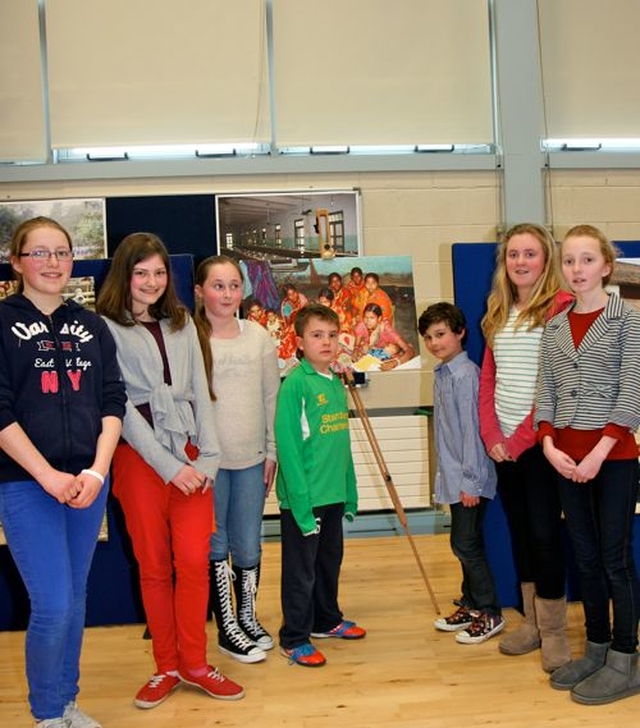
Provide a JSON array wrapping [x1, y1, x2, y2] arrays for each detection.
[[272, 0, 493, 147], [0, 0, 46, 163], [46, 0, 270, 149], [539, 0, 640, 138]]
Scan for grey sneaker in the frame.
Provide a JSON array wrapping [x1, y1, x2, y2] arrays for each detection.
[[34, 719, 69, 728]]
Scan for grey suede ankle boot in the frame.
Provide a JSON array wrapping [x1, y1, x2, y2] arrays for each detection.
[[550, 640, 610, 690], [571, 648, 640, 705]]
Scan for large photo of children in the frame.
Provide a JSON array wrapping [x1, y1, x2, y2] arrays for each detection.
[[216, 191, 420, 374], [239, 256, 420, 375]]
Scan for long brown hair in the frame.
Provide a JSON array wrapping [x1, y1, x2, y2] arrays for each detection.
[[193, 254, 245, 401], [481, 223, 563, 346], [10, 216, 73, 294], [96, 232, 188, 330]]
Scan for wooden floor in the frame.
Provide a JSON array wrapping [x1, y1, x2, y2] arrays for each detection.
[[1, 534, 639, 727]]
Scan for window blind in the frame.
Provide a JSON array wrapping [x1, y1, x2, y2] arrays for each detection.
[[539, 0, 640, 138], [46, 0, 270, 149], [272, 0, 493, 147], [0, 0, 46, 163]]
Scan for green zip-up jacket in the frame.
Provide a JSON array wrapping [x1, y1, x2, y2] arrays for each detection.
[[275, 358, 357, 534]]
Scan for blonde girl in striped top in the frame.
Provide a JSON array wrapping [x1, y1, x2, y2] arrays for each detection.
[[479, 223, 573, 673]]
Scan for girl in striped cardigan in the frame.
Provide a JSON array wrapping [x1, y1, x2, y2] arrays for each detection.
[[535, 224, 640, 705]]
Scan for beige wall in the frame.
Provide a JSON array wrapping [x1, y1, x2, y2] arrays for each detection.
[[547, 169, 640, 241], [3, 166, 639, 409]]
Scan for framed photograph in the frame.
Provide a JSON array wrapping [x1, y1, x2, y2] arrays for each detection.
[[0, 198, 107, 263], [238, 253, 421, 376], [216, 190, 362, 259]]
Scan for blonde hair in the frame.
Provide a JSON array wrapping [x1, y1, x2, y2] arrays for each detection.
[[563, 224, 618, 286], [481, 223, 563, 347]]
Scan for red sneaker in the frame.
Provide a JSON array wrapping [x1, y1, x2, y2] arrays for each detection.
[[279, 642, 327, 667], [178, 666, 245, 701], [134, 673, 181, 709], [311, 620, 367, 639]]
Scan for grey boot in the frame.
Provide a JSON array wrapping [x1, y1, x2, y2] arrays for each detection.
[[232, 563, 274, 650], [534, 596, 572, 673], [209, 560, 266, 663], [550, 640, 610, 690], [499, 582, 541, 655], [571, 648, 640, 705]]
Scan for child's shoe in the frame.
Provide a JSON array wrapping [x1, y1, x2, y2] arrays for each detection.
[[178, 666, 245, 701], [456, 613, 505, 644], [134, 672, 181, 709], [311, 620, 366, 639], [434, 605, 474, 632], [34, 720, 68, 728], [63, 701, 101, 727], [280, 642, 327, 667]]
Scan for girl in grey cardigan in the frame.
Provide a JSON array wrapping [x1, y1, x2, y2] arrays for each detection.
[[97, 233, 244, 709]]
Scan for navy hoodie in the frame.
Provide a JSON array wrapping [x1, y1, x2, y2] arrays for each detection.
[[0, 293, 126, 482]]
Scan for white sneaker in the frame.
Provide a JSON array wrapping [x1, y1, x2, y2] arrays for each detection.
[[63, 702, 101, 728], [34, 719, 68, 728]]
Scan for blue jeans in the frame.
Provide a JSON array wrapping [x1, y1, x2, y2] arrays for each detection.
[[450, 498, 500, 615], [210, 463, 266, 567], [558, 459, 640, 653], [0, 478, 108, 720]]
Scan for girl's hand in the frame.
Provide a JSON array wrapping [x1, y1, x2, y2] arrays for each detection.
[[263, 458, 277, 497], [488, 442, 512, 463], [171, 464, 208, 495], [40, 470, 83, 504], [543, 441, 577, 479], [572, 451, 604, 483], [68, 469, 104, 509], [571, 435, 615, 483]]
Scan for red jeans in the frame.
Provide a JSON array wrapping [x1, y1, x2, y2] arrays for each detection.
[[112, 442, 214, 673]]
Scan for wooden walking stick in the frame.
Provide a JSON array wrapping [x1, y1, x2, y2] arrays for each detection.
[[343, 369, 440, 613]]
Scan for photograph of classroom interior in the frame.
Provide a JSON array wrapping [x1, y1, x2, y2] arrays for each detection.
[[1, 2, 640, 727]]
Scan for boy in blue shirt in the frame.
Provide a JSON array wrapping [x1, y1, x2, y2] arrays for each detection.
[[419, 302, 504, 644]]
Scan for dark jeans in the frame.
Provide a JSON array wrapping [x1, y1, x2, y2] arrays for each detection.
[[558, 458, 640, 653], [450, 498, 500, 615], [497, 444, 566, 599], [279, 503, 344, 649]]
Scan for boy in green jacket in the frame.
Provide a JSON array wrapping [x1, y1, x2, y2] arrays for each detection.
[[275, 303, 366, 667]]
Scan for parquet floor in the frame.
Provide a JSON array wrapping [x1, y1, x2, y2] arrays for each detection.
[[0, 534, 638, 727]]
